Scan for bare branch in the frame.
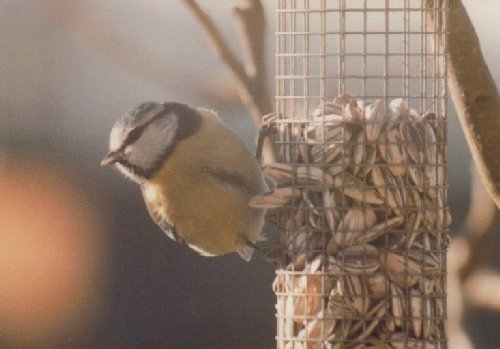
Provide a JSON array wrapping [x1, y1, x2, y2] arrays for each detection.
[[233, 0, 265, 77], [233, 0, 274, 163], [183, 0, 248, 88], [233, 0, 272, 109], [183, 0, 276, 164], [426, 0, 500, 209]]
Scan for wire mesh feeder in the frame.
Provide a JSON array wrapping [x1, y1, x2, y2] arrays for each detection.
[[262, 0, 448, 348]]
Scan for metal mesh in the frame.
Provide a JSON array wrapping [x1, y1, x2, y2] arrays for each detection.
[[272, 0, 448, 348]]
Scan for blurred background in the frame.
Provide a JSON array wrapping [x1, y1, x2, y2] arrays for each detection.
[[0, 1, 499, 348]]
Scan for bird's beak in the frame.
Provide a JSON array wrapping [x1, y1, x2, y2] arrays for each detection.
[[100, 150, 123, 166]]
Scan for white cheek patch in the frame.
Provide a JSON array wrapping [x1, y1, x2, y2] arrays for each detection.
[[109, 103, 166, 152], [109, 125, 126, 151]]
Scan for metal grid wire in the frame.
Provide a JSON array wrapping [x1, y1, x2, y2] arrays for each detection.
[[271, 0, 448, 348]]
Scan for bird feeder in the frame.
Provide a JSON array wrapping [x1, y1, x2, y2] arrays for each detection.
[[268, 1, 448, 348]]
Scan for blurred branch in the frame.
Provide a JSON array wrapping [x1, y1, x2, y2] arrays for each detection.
[[39, 0, 233, 102], [233, 1, 271, 113], [183, 0, 247, 88], [426, 0, 500, 209], [457, 164, 497, 281], [183, 0, 276, 164], [424, 4, 500, 342], [233, 2, 265, 79], [448, 164, 498, 347], [464, 270, 500, 311], [447, 239, 474, 349]]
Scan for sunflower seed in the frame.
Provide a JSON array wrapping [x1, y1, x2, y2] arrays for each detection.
[[410, 288, 423, 338], [270, 95, 448, 348], [249, 187, 302, 208], [327, 207, 377, 252], [365, 100, 387, 142], [378, 128, 407, 177]]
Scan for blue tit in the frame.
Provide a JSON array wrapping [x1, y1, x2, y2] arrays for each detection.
[[101, 102, 267, 261]]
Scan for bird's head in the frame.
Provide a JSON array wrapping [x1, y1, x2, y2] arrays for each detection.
[[101, 102, 201, 183]]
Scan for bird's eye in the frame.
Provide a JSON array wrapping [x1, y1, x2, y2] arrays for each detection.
[[125, 127, 145, 145]]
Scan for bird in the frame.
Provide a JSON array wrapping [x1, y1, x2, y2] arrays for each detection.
[[101, 102, 267, 261]]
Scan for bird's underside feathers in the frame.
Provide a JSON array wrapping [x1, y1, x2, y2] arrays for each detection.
[[143, 192, 182, 243]]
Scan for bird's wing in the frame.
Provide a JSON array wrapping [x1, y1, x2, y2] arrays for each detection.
[[142, 191, 183, 243], [202, 167, 254, 195]]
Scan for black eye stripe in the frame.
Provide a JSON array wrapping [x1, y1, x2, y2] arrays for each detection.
[[117, 102, 202, 179], [122, 107, 171, 147], [124, 126, 145, 145]]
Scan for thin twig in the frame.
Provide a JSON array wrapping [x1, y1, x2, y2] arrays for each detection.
[[233, 0, 266, 78], [183, 0, 276, 163], [183, 0, 248, 88]]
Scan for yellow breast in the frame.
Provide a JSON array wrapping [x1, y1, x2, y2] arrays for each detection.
[[144, 111, 266, 257]]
